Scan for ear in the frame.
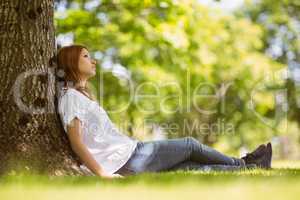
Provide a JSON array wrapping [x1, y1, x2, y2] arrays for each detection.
[[49, 55, 57, 67]]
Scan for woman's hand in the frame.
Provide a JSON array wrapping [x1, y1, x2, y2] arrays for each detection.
[[100, 172, 124, 179]]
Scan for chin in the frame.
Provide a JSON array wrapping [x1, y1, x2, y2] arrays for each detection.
[[86, 73, 95, 79], [88, 74, 95, 78]]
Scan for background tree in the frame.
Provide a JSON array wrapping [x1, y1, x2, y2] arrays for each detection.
[[0, 0, 86, 175]]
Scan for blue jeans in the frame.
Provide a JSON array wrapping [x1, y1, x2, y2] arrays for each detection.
[[115, 137, 246, 176]]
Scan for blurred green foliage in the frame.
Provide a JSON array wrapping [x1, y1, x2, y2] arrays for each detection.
[[239, 0, 300, 130], [54, 0, 290, 153]]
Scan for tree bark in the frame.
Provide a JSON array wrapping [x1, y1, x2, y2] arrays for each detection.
[[0, 0, 86, 176]]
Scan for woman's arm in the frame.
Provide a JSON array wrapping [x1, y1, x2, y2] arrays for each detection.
[[67, 118, 123, 179]]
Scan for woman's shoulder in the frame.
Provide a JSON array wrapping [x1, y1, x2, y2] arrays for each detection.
[[60, 87, 85, 96], [59, 87, 87, 103]]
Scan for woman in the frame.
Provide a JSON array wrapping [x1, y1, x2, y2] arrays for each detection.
[[56, 45, 272, 179]]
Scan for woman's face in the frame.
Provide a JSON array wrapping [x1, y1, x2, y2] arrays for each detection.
[[78, 48, 97, 79]]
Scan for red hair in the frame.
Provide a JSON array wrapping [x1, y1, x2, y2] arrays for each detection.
[[57, 44, 95, 100]]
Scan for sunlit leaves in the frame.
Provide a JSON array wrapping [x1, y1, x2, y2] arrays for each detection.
[[55, 0, 284, 147]]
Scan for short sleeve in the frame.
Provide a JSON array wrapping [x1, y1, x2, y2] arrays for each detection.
[[58, 89, 87, 132]]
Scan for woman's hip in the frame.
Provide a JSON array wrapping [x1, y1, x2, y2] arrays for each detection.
[[116, 138, 192, 175]]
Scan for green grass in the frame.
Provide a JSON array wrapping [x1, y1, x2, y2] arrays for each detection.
[[1, 161, 300, 200]]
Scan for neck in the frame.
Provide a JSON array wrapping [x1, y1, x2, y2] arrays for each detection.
[[75, 80, 87, 88]]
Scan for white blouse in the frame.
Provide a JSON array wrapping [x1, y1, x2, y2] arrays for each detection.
[[58, 88, 138, 175]]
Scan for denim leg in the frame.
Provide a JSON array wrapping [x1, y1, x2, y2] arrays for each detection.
[[164, 161, 252, 172], [147, 137, 244, 172], [183, 137, 244, 166], [114, 141, 156, 176], [115, 139, 185, 175], [116, 137, 244, 175]]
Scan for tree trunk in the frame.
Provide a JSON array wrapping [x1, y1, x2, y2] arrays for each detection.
[[0, 0, 86, 176]]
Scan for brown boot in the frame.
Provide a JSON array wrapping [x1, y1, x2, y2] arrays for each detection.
[[241, 143, 272, 169]]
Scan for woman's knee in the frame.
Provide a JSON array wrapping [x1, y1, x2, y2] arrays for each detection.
[[183, 137, 201, 148], [184, 136, 198, 144], [183, 137, 205, 155]]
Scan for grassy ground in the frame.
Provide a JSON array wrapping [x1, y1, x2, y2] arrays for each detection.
[[1, 161, 300, 200]]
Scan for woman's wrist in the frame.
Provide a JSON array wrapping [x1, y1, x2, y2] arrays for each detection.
[[95, 168, 124, 179], [95, 169, 105, 177]]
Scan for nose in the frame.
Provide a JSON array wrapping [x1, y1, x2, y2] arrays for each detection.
[[91, 59, 97, 65]]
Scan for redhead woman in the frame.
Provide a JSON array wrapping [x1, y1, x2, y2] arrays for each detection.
[[56, 45, 272, 179]]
